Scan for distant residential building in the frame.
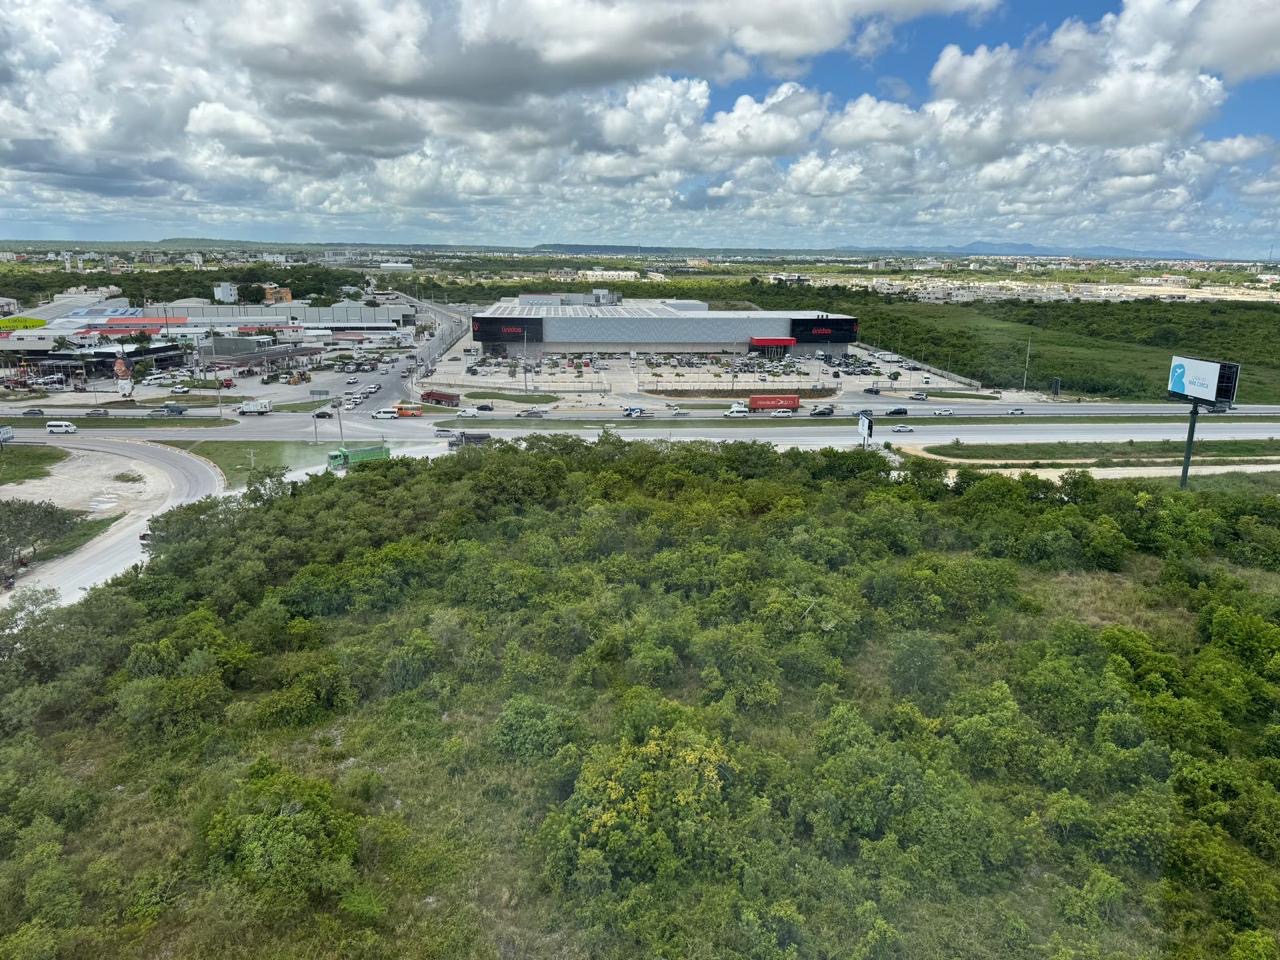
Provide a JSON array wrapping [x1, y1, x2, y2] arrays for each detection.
[[645, 271, 667, 281], [577, 268, 640, 282], [1257, 274, 1280, 284], [259, 253, 287, 265], [767, 273, 811, 286], [213, 282, 238, 303], [1136, 274, 1190, 287], [0, 252, 15, 262], [261, 283, 292, 304]]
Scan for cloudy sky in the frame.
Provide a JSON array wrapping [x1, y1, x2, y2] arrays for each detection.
[[2, 0, 1279, 254]]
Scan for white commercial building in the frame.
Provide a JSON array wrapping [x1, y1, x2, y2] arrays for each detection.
[[213, 282, 239, 303]]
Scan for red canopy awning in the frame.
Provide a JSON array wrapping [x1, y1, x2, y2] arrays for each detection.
[[750, 337, 796, 347]]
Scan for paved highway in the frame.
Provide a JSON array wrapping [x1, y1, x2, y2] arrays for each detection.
[[3, 412, 1277, 447], [1, 438, 224, 606]]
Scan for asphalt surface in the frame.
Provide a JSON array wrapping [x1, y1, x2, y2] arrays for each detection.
[[1, 438, 224, 606]]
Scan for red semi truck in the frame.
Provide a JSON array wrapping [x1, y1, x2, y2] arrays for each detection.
[[747, 394, 801, 411]]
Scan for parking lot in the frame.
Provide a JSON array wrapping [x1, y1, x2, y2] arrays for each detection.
[[415, 332, 975, 404]]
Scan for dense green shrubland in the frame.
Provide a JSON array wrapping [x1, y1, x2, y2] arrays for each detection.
[[1, 437, 1279, 958]]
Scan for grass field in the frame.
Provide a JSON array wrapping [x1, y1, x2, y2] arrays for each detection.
[[0, 445, 69, 485], [464, 391, 561, 404], [162, 440, 335, 488], [0, 416, 233, 430], [922, 438, 1280, 461], [274, 398, 333, 413], [38, 514, 122, 562]]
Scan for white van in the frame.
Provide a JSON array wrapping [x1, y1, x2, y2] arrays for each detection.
[[46, 421, 77, 434], [143, 373, 170, 386], [371, 408, 398, 420], [922, 375, 932, 385], [456, 408, 480, 418]]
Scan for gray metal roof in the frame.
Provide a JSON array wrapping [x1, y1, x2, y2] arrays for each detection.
[[475, 297, 850, 321]]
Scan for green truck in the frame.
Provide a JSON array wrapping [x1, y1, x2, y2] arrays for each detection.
[[327, 445, 391, 470]]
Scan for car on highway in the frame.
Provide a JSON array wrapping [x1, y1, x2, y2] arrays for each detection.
[[476, 404, 494, 412], [723, 409, 749, 418], [457, 408, 480, 418], [46, 420, 77, 434], [886, 407, 909, 416], [862, 387, 880, 395], [146, 408, 173, 418], [434, 428, 455, 438], [856, 408, 875, 418], [891, 424, 914, 433], [909, 392, 928, 401], [379, 369, 388, 375], [84, 408, 110, 417], [515, 410, 545, 418], [809, 405, 834, 417], [769, 408, 793, 418], [170, 385, 190, 394], [312, 410, 334, 419], [345, 375, 359, 384], [22, 408, 45, 416], [1008, 407, 1025, 415], [933, 408, 954, 416]]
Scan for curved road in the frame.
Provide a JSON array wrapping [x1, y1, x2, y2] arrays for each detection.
[[2, 438, 224, 606]]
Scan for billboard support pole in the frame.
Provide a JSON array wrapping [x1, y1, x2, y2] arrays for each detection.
[[1180, 400, 1199, 490]]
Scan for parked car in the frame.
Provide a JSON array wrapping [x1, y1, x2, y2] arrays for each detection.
[[933, 408, 954, 416], [891, 424, 914, 433], [312, 410, 334, 419], [862, 387, 880, 395], [170, 385, 190, 394], [45, 421, 77, 434], [910, 392, 928, 401], [84, 408, 110, 417], [1008, 407, 1025, 415], [22, 408, 44, 416]]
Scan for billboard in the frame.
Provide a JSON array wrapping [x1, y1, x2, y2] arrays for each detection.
[[472, 316, 544, 344], [112, 354, 135, 397], [858, 413, 873, 439], [0, 425, 13, 444], [790, 316, 858, 343], [1168, 355, 1240, 406]]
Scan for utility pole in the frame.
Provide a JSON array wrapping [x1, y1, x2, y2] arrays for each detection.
[[1180, 400, 1200, 490], [1022, 337, 1031, 392], [523, 327, 529, 393]]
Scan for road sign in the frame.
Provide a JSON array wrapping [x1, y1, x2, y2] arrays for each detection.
[[309, 389, 330, 398], [0, 426, 13, 444]]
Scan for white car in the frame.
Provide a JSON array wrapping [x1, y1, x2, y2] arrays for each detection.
[[170, 385, 190, 394], [891, 424, 914, 433], [45, 421, 77, 434], [342, 401, 357, 411], [345, 376, 359, 384], [933, 408, 954, 416], [723, 409, 749, 418], [457, 408, 480, 418], [371, 409, 398, 420], [769, 408, 793, 418], [1008, 407, 1025, 415]]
